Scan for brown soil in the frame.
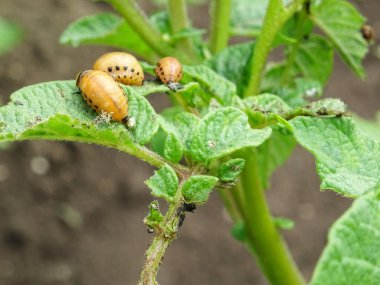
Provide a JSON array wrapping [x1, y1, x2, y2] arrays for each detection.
[[0, 1, 379, 284]]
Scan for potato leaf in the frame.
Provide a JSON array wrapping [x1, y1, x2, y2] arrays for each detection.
[[311, 0, 368, 77], [59, 13, 158, 62], [146, 165, 179, 201], [288, 117, 380, 197], [188, 107, 272, 165], [311, 192, 380, 285], [181, 175, 219, 204], [0, 81, 160, 151]]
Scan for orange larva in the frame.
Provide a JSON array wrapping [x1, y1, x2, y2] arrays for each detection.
[[154, 57, 183, 84], [93, 52, 144, 86], [76, 70, 129, 123]]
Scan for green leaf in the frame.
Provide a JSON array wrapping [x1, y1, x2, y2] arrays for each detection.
[[230, 0, 291, 34], [287, 35, 334, 86], [0, 17, 22, 56], [311, 192, 380, 285], [149, 11, 171, 35], [126, 88, 159, 145], [188, 107, 272, 165], [163, 133, 184, 163], [288, 117, 380, 197], [306, 98, 346, 116], [236, 93, 291, 127], [146, 165, 179, 201], [218, 158, 245, 182], [144, 200, 164, 231], [256, 125, 296, 189], [151, 109, 200, 159], [150, 11, 206, 44], [274, 79, 323, 107], [274, 217, 295, 230], [151, 0, 207, 6], [230, 0, 268, 34], [231, 221, 247, 242], [183, 65, 237, 105], [352, 113, 380, 142], [124, 82, 171, 97], [311, 0, 368, 77], [159, 108, 200, 147], [59, 13, 157, 62], [207, 42, 253, 96], [181, 175, 219, 204], [263, 64, 325, 107], [0, 81, 159, 148]]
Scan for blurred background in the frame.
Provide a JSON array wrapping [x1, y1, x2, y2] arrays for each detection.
[[0, 0, 379, 284]]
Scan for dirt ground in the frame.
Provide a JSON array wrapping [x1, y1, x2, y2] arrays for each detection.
[[0, 1, 379, 284]]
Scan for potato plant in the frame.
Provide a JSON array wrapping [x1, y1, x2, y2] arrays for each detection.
[[1, 0, 379, 284]]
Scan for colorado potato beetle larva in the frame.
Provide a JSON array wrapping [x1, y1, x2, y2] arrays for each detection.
[[154, 57, 183, 90], [93, 52, 144, 86], [76, 70, 135, 127]]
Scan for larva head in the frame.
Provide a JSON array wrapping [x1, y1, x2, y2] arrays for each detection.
[[75, 70, 92, 87], [155, 57, 183, 84], [93, 52, 144, 86]]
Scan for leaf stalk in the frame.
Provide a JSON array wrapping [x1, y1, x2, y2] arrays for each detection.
[[243, 0, 307, 97], [209, 0, 232, 53], [107, 0, 190, 63]]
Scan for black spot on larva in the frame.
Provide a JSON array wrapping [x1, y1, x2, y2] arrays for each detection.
[[161, 72, 164, 76], [123, 75, 126, 78], [130, 76, 133, 79], [84, 94, 87, 98], [118, 75, 121, 79], [116, 66, 120, 71], [108, 67, 112, 72], [137, 72, 140, 75], [95, 105, 99, 109], [131, 68, 134, 72], [124, 66, 128, 71], [160, 67, 163, 71], [89, 99, 93, 103]]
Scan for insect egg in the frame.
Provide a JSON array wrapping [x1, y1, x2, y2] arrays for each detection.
[[75, 70, 130, 124], [93, 52, 144, 86]]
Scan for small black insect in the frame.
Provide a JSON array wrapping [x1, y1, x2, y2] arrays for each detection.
[[177, 203, 197, 228]]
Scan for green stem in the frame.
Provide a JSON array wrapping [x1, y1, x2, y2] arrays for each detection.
[[209, 0, 232, 53], [238, 149, 305, 285], [108, 0, 189, 63], [280, 2, 309, 84], [138, 179, 186, 285], [13, 136, 189, 178], [243, 0, 306, 97], [218, 189, 241, 221], [168, 0, 198, 60], [131, 146, 190, 177]]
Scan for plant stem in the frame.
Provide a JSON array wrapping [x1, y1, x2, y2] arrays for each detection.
[[168, 0, 198, 60], [138, 179, 186, 285], [243, 0, 283, 97], [209, 0, 232, 53], [243, 0, 306, 97], [280, 2, 310, 84], [108, 0, 189, 63], [238, 149, 305, 285], [132, 146, 190, 177]]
